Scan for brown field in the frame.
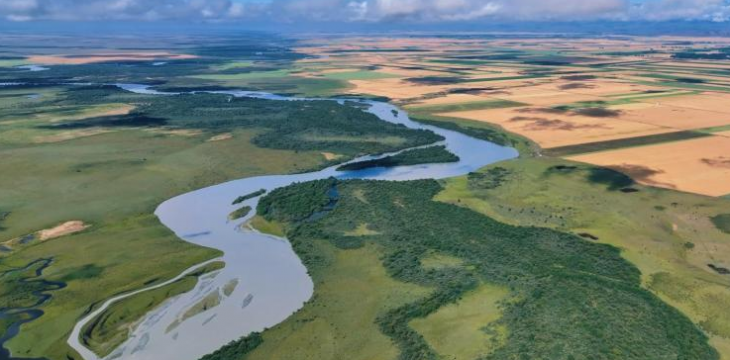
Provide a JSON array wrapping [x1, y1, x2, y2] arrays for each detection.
[[644, 93, 730, 113], [28, 52, 197, 65], [376, 66, 448, 77], [495, 90, 604, 106], [656, 61, 730, 69], [409, 94, 493, 106], [440, 107, 673, 148], [618, 103, 730, 130], [297, 35, 730, 198], [348, 78, 448, 100], [552, 81, 666, 96], [568, 135, 730, 196]]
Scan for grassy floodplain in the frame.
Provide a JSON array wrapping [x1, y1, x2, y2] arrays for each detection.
[[0, 33, 453, 359], [437, 158, 730, 356]]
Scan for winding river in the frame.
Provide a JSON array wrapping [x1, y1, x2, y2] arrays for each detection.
[[66, 85, 518, 360]]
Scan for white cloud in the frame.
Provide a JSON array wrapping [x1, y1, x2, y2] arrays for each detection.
[[0, 0, 250, 21], [0, 0, 38, 12], [0, 0, 727, 22], [631, 0, 730, 21], [271, 0, 629, 22]]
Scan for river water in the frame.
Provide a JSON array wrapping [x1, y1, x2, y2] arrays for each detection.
[[66, 85, 518, 360]]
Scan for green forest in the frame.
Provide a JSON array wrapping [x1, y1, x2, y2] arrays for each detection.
[[224, 178, 719, 360]]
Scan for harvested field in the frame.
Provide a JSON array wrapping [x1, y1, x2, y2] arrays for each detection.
[[348, 78, 450, 100], [545, 131, 710, 157], [441, 107, 673, 148], [410, 94, 493, 106], [496, 91, 604, 106], [657, 61, 730, 70], [554, 81, 666, 96], [569, 136, 730, 196], [407, 100, 525, 113], [643, 93, 730, 113], [618, 103, 730, 130], [28, 52, 197, 65], [376, 66, 447, 77]]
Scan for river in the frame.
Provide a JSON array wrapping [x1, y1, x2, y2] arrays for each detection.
[[66, 85, 518, 360]]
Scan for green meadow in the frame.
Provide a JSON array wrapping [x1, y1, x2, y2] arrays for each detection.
[[437, 158, 730, 355], [0, 79, 440, 359]]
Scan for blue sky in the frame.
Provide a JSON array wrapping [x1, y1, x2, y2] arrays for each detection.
[[0, 0, 728, 23]]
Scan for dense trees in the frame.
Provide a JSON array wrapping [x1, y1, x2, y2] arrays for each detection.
[[337, 146, 459, 171], [250, 179, 717, 360], [58, 87, 443, 159]]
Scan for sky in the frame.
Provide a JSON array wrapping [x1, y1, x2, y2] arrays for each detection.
[[0, 0, 729, 24]]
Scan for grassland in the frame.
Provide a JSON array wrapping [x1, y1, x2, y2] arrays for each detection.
[[410, 284, 509, 360], [0, 73, 440, 359], [437, 158, 730, 357], [246, 243, 431, 360]]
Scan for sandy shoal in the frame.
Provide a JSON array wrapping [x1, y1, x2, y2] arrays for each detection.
[[38, 221, 90, 241]]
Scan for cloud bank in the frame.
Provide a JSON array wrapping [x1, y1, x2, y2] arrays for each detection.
[[0, 0, 729, 22]]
